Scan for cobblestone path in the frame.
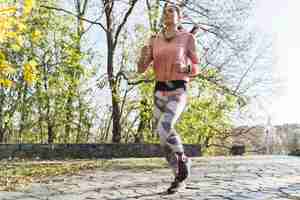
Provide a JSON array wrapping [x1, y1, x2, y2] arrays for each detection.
[[1, 156, 300, 200]]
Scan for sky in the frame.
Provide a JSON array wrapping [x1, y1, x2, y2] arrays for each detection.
[[252, 1, 300, 125]]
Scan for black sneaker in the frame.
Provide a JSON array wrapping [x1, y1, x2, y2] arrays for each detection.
[[167, 180, 186, 194], [176, 153, 191, 182]]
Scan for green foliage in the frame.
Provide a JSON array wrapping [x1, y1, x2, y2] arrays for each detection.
[[0, 0, 95, 144], [175, 72, 239, 154], [1, 0, 250, 148], [137, 69, 158, 143]]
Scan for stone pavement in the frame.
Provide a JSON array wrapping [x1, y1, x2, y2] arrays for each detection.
[[1, 155, 300, 200]]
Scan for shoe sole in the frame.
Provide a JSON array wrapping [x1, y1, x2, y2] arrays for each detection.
[[166, 179, 186, 194], [166, 187, 185, 194]]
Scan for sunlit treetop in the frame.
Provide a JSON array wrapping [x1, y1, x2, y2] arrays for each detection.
[[0, 0, 37, 87]]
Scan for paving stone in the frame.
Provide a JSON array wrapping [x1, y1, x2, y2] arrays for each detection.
[[0, 192, 33, 200], [1, 156, 300, 200]]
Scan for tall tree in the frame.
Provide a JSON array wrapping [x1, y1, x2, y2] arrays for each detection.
[[101, 0, 139, 143]]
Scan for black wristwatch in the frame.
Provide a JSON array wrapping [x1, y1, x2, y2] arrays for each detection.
[[187, 64, 192, 74]]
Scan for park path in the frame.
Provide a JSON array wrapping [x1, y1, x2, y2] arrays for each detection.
[[1, 155, 300, 200]]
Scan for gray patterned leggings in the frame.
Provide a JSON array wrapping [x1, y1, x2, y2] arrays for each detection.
[[153, 88, 187, 175]]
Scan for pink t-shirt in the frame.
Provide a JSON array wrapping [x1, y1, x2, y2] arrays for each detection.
[[138, 30, 200, 82]]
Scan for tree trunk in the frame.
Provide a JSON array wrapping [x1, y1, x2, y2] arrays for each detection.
[[0, 96, 4, 143], [135, 99, 149, 143], [64, 97, 72, 143], [0, 128, 5, 143], [135, 123, 145, 143], [47, 122, 54, 144], [76, 98, 82, 143], [105, 2, 121, 143], [18, 85, 28, 143], [46, 93, 54, 143], [110, 73, 122, 143]]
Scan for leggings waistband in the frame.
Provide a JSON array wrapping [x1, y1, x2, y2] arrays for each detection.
[[155, 80, 187, 92]]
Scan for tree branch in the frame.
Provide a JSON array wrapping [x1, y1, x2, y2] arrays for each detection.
[[41, 5, 107, 32], [113, 0, 139, 50], [234, 51, 263, 93]]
